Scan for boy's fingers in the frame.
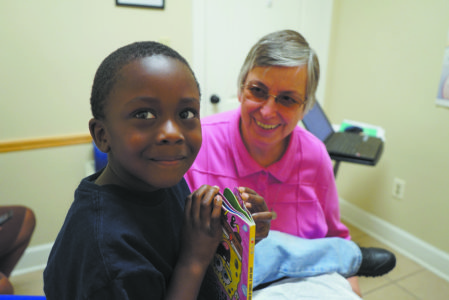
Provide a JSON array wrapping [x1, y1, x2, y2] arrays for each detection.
[[197, 185, 220, 230], [184, 194, 193, 221], [189, 185, 212, 227], [210, 195, 223, 235], [189, 191, 201, 227], [211, 195, 223, 218]]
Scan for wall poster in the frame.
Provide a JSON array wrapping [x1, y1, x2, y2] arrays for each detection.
[[116, 0, 164, 9], [436, 29, 449, 107]]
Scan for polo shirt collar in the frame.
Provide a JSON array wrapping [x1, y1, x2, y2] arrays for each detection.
[[229, 108, 299, 183]]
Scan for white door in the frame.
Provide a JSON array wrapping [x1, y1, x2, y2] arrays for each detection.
[[192, 0, 334, 117]]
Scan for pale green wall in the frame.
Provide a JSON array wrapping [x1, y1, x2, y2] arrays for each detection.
[[0, 0, 192, 140], [0, 0, 193, 246], [325, 0, 449, 253], [3, 0, 449, 260]]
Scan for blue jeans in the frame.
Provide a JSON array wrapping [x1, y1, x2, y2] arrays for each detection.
[[253, 231, 362, 287]]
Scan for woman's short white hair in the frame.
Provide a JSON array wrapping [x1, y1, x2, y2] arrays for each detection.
[[237, 30, 320, 114]]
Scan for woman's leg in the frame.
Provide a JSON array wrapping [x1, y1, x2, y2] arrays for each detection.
[[253, 230, 361, 287], [253, 273, 362, 300]]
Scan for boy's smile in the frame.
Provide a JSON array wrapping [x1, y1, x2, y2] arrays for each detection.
[[92, 55, 202, 192]]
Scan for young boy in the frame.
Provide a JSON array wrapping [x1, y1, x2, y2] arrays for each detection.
[[43, 41, 232, 300]]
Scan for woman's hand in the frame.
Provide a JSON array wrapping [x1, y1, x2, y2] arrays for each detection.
[[238, 187, 272, 243]]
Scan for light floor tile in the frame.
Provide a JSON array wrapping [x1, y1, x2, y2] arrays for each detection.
[[386, 252, 424, 282], [10, 270, 44, 296], [359, 275, 392, 294], [348, 231, 425, 281], [396, 269, 449, 300], [362, 283, 419, 300]]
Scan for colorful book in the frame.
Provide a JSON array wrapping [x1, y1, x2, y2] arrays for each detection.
[[211, 187, 256, 300]]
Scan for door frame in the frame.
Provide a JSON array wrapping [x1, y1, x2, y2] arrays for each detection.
[[191, 0, 334, 113]]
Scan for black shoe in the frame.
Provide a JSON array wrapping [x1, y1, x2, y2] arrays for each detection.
[[356, 247, 396, 277]]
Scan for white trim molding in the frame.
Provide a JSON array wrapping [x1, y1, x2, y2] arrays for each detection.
[[11, 243, 53, 277], [340, 198, 449, 282], [13, 200, 449, 284]]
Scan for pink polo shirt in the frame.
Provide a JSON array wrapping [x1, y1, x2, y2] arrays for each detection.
[[185, 108, 350, 240]]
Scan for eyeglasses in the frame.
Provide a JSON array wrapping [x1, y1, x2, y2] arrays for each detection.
[[241, 84, 306, 108]]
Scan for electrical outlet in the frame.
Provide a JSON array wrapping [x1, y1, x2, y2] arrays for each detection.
[[392, 177, 406, 199]]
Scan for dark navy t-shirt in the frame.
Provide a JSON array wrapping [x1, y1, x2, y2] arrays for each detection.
[[44, 172, 209, 299]]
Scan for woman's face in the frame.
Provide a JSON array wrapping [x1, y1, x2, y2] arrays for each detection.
[[239, 65, 308, 150]]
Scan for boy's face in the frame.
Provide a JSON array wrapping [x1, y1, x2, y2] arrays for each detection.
[[96, 55, 201, 192]]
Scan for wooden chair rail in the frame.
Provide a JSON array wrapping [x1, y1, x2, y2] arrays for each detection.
[[0, 133, 92, 153]]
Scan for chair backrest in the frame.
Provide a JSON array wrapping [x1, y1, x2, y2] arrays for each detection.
[[301, 101, 335, 143], [93, 141, 108, 171]]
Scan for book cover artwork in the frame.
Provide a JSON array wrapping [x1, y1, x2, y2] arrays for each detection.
[[211, 187, 256, 300]]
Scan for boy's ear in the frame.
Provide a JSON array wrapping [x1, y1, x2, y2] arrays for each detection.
[[89, 118, 110, 153]]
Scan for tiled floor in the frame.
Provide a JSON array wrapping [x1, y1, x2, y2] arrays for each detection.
[[344, 221, 449, 299], [8, 221, 449, 298]]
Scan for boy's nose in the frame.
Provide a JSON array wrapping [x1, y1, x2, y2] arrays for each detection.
[[158, 119, 184, 144]]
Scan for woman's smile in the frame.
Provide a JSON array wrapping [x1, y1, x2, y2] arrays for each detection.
[[255, 119, 280, 130]]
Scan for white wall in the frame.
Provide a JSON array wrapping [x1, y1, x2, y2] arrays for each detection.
[[325, 0, 449, 278], [0, 0, 193, 247], [3, 0, 449, 282]]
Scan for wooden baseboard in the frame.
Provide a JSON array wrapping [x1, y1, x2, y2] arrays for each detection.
[[0, 133, 91, 153]]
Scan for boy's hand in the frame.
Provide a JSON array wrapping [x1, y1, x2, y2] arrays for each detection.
[[180, 185, 223, 268], [168, 185, 222, 300], [238, 187, 272, 243]]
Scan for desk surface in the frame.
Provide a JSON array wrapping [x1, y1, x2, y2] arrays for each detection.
[[330, 139, 384, 177]]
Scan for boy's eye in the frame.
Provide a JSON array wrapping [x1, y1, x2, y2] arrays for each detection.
[[134, 110, 155, 119], [179, 109, 196, 120]]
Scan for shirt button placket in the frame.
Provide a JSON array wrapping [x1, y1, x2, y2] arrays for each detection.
[[258, 170, 269, 204]]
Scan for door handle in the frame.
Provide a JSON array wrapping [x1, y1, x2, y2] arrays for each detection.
[[210, 94, 220, 104]]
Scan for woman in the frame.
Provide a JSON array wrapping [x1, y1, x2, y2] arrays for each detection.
[[185, 30, 395, 298]]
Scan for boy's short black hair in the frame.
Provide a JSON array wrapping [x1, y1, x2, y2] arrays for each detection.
[[90, 41, 200, 120]]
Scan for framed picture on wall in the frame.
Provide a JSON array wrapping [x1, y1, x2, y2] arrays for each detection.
[[436, 28, 449, 107], [116, 0, 164, 9]]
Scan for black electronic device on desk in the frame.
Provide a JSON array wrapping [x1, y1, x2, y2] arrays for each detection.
[[302, 102, 384, 176]]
